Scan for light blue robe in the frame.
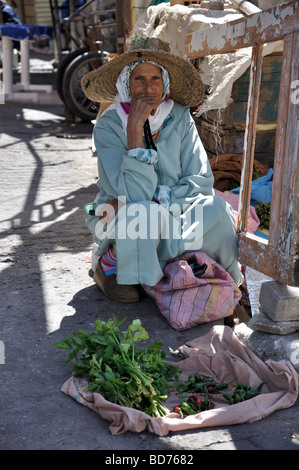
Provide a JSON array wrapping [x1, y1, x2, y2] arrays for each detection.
[[85, 102, 242, 286]]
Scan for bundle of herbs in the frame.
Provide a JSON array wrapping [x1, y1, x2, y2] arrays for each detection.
[[255, 201, 271, 231], [54, 316, 180, 418]]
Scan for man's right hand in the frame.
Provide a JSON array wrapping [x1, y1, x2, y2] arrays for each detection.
[[98, 199, 123, 225]]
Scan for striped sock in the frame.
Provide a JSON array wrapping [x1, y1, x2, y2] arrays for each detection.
[[100, 247, 116, 276]]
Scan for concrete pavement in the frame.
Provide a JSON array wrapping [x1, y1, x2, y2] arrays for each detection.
[[0, 90, 298, 451]]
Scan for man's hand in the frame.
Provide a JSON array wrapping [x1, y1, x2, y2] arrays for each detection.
[[127, 94, 157, 150], [98, 199, 123, 225]]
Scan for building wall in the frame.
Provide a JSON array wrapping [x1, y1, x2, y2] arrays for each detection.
[[7, 1, 150, 29], [33, 1, 116, 26], [6, 0, 36, 24], [35, 0, 55, 26], [23, 0, 37, 23]]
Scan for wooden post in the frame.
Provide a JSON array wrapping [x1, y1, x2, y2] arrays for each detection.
[[52, 0, 62, 63], [268, 31, 299, 279], [116, 0, 133, 53], [122, 0, 133, 49], [237, 44, 263, 233], [69, 0, 76, 51]]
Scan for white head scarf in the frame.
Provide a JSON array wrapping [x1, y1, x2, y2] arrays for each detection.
[[116, 60, 170, 103], [103, 61, 174, 135]]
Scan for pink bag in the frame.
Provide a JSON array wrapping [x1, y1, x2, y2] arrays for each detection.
[[142, 251, 242, 331]]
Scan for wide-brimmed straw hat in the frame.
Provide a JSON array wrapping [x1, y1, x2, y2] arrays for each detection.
[[81, 37, 205, 107]]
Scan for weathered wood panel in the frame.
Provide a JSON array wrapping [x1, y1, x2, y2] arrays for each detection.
[[185, 0, 299, 58], [237, 232, 299, 285], [269, 32, 299, 256], [186, 1, 299, 285], [237, 44, 263, 233]]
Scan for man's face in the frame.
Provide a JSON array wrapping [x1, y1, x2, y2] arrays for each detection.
[[129, 63, 164, 113]]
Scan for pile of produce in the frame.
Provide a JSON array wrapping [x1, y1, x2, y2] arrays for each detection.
[[172, 373, 266, 415], [55, 317, 266, 418], [55, 316, 180, 417]]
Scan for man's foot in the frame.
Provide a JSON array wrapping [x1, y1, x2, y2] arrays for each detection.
[[93, 260, 140, 303]]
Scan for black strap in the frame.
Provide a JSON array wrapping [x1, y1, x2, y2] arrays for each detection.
[[143, 119, 157, 151]]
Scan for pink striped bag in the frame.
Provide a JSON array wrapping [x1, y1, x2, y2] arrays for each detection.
[[142, 251, 242, 331]]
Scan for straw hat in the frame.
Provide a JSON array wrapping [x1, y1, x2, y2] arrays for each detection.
[[81, 37, 205, 108]]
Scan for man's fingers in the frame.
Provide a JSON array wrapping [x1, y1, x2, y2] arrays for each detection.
[[98, 202, 117, 225]]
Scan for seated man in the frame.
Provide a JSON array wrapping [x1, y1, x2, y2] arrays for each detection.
[[81, 37, 242, 303]]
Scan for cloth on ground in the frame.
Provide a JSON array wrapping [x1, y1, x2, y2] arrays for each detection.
[[141, 251, 242, 330], [128, 4, 244, 59], [210, 153, 269, 192], [61, 325, 298, 436], [231, 168, 273, 204], [214, 189, 260, 234]]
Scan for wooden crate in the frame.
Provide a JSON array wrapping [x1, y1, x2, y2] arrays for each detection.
[[195, 118, 276, 167], [195, 52, 282, 167], [201, 52, 282, 129], [232, 52, 282, 126]]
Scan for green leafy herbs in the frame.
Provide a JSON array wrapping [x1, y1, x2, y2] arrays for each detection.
[[54, 316, 180, 418], [173, 373, 232, 394], [229, 178, 240, 190], [229, 169, 260, 191], [222, 381, 266, 404], [55, 318, 267, 419], [172, 374, 266, 416], [255, 201, 271, 230]]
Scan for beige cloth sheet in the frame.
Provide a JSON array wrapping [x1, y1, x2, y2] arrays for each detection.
[[61, 325, 298, 436]]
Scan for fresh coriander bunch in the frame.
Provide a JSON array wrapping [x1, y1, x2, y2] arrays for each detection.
[[55, 316, 180, 417]]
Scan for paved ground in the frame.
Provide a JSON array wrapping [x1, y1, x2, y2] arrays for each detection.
[[0, 79, 298, 451]]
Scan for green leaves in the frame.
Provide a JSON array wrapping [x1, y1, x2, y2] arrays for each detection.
[[124, 318, 149, 343], [255, 201, 271, 230], [54, 316, 180, 417], [54, 339, 73, 350], [223, 381, 266, 404]]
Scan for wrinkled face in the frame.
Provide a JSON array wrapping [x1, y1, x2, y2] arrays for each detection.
[[129, 62, 164, 109]]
